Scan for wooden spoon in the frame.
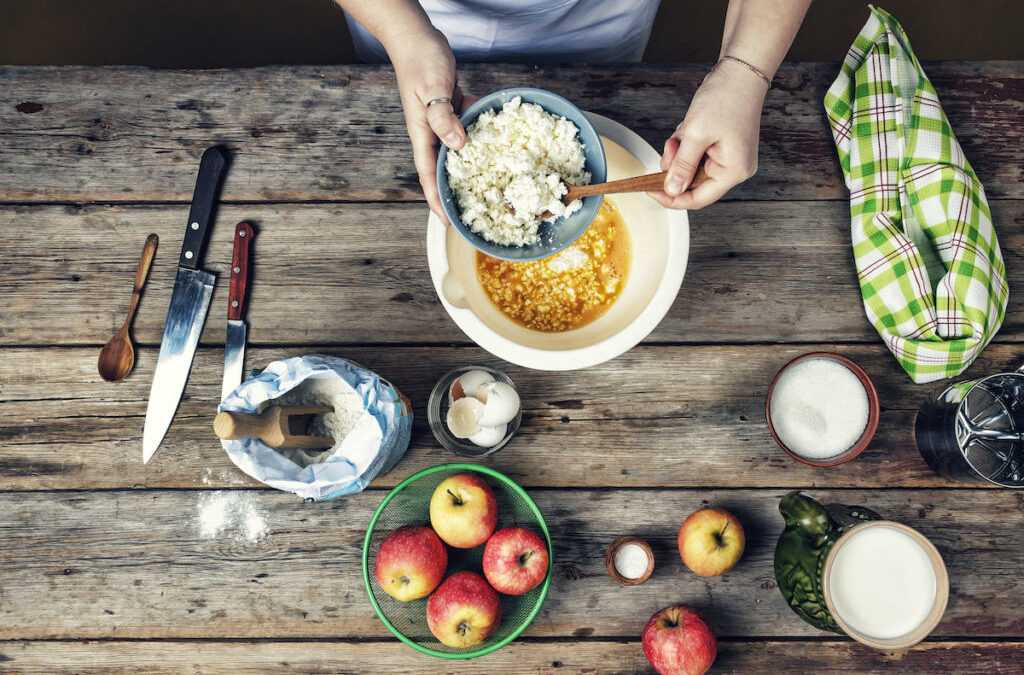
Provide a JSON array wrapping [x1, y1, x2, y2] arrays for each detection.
[[507, 164, 710, 220], [98, 233, 158, 382], [214, 405, 335, 450]]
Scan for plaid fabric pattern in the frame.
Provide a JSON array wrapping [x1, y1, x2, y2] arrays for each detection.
[[824, 7, 1008, 383]]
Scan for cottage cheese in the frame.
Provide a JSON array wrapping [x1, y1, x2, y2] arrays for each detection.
[[446, 96, 591, 246]]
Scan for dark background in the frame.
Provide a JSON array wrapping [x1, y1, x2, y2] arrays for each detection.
[[2, 0, 1021, 68]]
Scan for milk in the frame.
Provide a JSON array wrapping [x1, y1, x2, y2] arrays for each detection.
[[827, 526, 937, 639]]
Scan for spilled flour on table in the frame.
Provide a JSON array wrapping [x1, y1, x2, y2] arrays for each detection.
[[196, 491, 269, 544], [201, 467, 248, 486]]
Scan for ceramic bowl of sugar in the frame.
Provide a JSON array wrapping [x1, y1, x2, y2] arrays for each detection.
[[766, 352, 880, 467]]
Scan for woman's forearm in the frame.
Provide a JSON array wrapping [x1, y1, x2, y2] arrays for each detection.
[[719, 0, 812, 79], [335, 0, 465, 223], [333, 0, 438, 54]]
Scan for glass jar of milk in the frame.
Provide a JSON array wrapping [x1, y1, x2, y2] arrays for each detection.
[[774, 492, 949, 650]]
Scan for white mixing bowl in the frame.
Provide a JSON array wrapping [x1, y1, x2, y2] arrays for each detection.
[[426, 113, 689, 370]]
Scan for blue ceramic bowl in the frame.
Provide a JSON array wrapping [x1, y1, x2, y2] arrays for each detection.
[[436, 87, 607, 262]]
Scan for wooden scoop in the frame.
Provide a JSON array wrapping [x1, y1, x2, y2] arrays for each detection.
[[98, 233, 158, 382], [507, 164, 710, 220], [214, 405, 334, 450]]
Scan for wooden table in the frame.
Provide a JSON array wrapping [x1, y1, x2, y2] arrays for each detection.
[[1, 62, 1023, 674]]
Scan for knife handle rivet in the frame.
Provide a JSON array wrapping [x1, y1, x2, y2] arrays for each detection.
[[191, 221, 200, 230], [231, 300, 239, 308], [233, 266, 241, 274], [239, 230, 246, 237], [184, 250, 194, 260]]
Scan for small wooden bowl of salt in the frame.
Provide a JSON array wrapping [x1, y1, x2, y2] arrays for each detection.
[[605, 536, 654, 586]]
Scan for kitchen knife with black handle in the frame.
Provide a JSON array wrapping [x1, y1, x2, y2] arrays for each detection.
[[143, 145, 230, 463]]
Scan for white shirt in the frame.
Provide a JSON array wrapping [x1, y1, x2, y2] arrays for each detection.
[[345, 0, 662, 64]]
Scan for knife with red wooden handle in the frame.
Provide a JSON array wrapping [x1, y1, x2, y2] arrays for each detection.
[[221, 221, 255, 401]]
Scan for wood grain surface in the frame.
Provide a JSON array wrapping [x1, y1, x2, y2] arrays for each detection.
[[2, 200, 1023, 346], [0, 489, 1021, 641], [1, 62, 1022, 204], [2, 62, 1024, 673], [1, 640, 1020, 674], [6, 343, 1024, 491]]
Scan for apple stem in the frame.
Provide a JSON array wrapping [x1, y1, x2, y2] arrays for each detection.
[[447, 488, 463, 506], [712, 522, 729, 549]]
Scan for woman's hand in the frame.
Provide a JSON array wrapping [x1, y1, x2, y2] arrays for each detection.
[[651, 58, 768, 211], [388, 28, 477, 225]]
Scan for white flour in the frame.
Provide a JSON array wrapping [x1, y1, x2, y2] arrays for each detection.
[[197, 491, 269, 544], [270, 376, 366, 468], [201, 467, 247, 486]]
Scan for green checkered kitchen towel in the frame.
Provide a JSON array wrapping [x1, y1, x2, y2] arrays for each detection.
[[824, 6, 1008, 383]]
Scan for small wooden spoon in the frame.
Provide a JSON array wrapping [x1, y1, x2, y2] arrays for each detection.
[[508, 164, 710, 220], [98, 233, 158, 382]]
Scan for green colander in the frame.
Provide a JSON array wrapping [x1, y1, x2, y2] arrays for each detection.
[[362, 463, 552, 659]]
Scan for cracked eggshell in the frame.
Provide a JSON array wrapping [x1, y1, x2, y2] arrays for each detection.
[[446, 396, 486, 439], [477, 381, 521, 426], [468, 423, 507, 448], [449, 369, 496, 404]]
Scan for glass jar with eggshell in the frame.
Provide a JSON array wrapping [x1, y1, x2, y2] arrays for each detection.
[[428, 365, 523, 457]]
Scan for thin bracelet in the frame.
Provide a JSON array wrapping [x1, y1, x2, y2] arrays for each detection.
[[715, 55, 773, 89]]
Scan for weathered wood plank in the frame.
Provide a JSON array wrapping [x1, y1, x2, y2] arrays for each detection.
[[5, 343, 1023, 491], [0, 639, 1020, 674], [3, 200, 1024, 346], [1, 62, 1022, 203], [0, 489, 1019, 640]]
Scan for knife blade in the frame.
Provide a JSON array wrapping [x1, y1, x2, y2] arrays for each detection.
[[143, 146, 230, 463], [222, 221, 255, 401]]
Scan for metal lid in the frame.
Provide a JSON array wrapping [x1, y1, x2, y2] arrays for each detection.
[[956, 376, 1024, 486]]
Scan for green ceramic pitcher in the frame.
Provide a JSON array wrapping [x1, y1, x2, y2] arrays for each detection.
[[773, 491, 880, 632]]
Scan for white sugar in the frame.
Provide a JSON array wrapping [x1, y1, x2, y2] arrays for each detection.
[[769, 358, 869, 459], [614, 543, 649, 579]]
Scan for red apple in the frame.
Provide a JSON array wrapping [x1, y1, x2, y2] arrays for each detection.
[[677, 507, 745, 577], [429, 473, 497, 548], [374, 525, 447, 601], [426, 571, 502, 648], [642, 605, 717, 675], [482, 526, 549, 595]]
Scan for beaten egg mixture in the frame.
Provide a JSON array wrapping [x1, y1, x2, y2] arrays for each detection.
[[476, 199, 632, 332]]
